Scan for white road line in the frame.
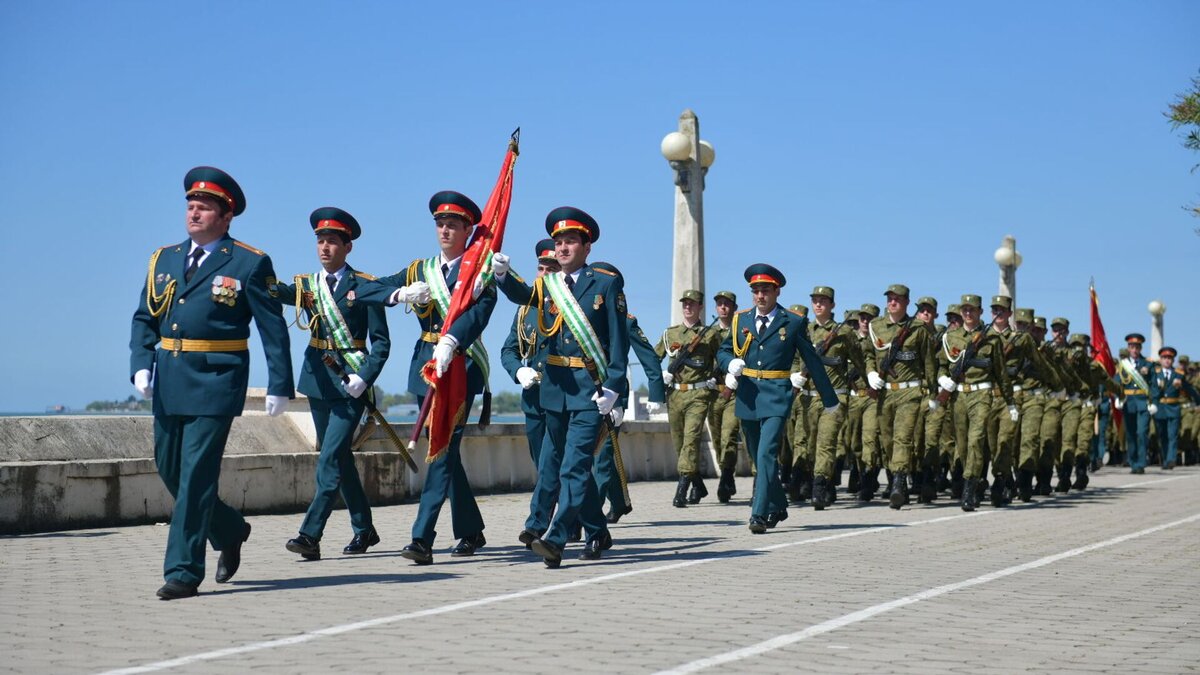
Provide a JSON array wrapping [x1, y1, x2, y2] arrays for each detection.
[[97, 473, 1196, 675], [656, 511, 1200, 674]]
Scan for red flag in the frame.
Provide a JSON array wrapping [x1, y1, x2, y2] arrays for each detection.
[[418, 130, 519, 462], [1090, 280, 1120, 430]]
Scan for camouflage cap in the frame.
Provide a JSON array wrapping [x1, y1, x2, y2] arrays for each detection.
[[959, 294, 982, 309], [843, 309, 859, 322], [1179, 354, 1190, 364], [946, 304, 962, 316], [1033, 316, 1047, 329], [915, 296, 937, 311], [789, 303, 809, 317], [990, 294, 1013, 310], [1119, 347, 1129, 358], [1069, 333, 1089, 347], [885, 283, 910, 297], [811, 285, 835, 300], [859, 303, 880, 318], [679, 289, 703, 303], [1050, 317, 1070, 329], [1013, 308, 1034, 323], [713, 290, 737, 304]]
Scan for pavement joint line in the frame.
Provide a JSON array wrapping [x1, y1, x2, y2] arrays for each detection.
[[94, 471, 1197, 675], [655, 510, 1200, 674]]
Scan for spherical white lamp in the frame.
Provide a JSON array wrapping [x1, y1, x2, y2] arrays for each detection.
[[1148, 300, 1166, 316], [993, 246, 1014, 266], [699, 140, 716, 168], [660, 132, 691, 161]]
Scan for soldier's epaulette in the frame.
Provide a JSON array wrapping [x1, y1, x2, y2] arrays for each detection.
[[594, 267, 617, 276], [1176, 367, 1187, 375], [786, 308, 804, 317], [737, 309, 752, 316], [354, 271, 377, 281], [234, 241, 265, 256]]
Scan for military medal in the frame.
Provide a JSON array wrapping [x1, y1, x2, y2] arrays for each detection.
[[346, 290, 356, 307], [593, 294, 603, 311], [211, 276, 241, 306], [779, 326, 787, 341]]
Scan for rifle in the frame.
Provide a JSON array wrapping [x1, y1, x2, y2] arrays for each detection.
[[871, 317, 914, 400], [667, 317, 721, 378], [797, 319, 843, 390], [307, 290, 419, 472], [937, 321, 993, 405], [582, 356, 632, 510]]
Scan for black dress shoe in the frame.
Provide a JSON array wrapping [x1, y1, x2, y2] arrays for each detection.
[[605, 503, 633, 524], [530, 538, 563, 568], [156, 580, 199, 600], [765, 510, 788, 528], [400, 540, 433, 565], [518, 528, 542, 550], [215, 522, 251, 583], [451, 532, 486, 557], [286, 533, 321, 560], [579, 531, 612, 560], [343, 529, 380, 555], [567, 526, 583, 543], [748, 516, 768, 534]]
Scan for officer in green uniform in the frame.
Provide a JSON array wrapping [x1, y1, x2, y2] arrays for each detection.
[[794, 286, 864, 509], [355, 191, 495, 564], [863, 284, 938, 509], [706, 290, 745, 501], [1113, 333, 1155, 473], [935, 294, 1014, 511], [854, 302, 884, 501], [1150, 347, 1199, 469], [719, 264, 838, 532], [657, 290, 722, 507], [130, 167, 294, 600], [500, 239, 559, 466], [281, 208, 390, 561]]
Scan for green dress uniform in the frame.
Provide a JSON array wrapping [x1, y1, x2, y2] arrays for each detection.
[[863, 285, 938, 508], [1151, 347, 1199, 469], [996, 308, 1062, 501], [717, 264, 838, 533], [1113, 333, 1155, 473], [656, 290, 722, 508], [130, 167, 294, 595], [281, 209, 390, 558]]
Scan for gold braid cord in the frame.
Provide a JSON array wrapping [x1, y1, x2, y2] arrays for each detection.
[[293, 274, 321, 332], [531, 277, 564, 337], [731, 312, 753, 358], [516, 304, 537, 361], [145, 249, 176, 319], [406, 260, 433, 319]]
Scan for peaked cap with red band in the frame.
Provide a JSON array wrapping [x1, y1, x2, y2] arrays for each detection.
[[184, 166, 246, 216], [744, 262, 786, 288], [545, 206, 600, 243], [310, 206, 361, 241], [535, 237, 557, 263], [428, 190, 481, 225]]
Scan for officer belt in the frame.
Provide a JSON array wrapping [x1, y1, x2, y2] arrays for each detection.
[[309, 337, 367, 350], [1025, 387, 1046, 396], [158, 337, 249, 353], [420, 331, 440, 344], [674, 381, 715, 391], [1160, 397, 1184, 404], [886, 379, 922, 390], [850, 388, 871, 397], [956, 381, 992, 393], [802, 387, 849, 396], [546, 355, 586, 369], [1068, 394, 1081, 402], [742, 368, 791, 379], [1083, 400, 1096, 408], [1123, 388, 1146, 396]]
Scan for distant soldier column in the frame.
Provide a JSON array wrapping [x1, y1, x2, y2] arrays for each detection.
[[660, 109, 715, 325]]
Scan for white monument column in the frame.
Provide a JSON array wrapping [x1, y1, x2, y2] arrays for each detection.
[[993, 235, 1021, 307], [1148, 300, 1166, 356], [661, 110, 714, 325]]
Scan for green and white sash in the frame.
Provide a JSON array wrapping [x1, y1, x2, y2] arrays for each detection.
[[310, 272, 365, 372], [1119, 358, 1150, 395], [544, 271, 608, 382], [422, 257, 490, 384]]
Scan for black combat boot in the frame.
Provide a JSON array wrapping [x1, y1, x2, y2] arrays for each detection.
[[1036, 465, 1054, 496], [672, 476, 689, 508], [688, 475, 708, 504], [937, 456, 952, 492], [962, 478, 979, 512], [847, 464, 861, 494], [974, 477, 988, 504], [1018, 469, 1034, 502], [1054, 465, 1072, 493], [1072, 456, 1089, 490], [919, 467, 938, 504], [716, 467, 735, 503], [797, 466, 813, 503], [833, 457, 844, 486], [812, 475, 829, 511], [950, 463, 965, 500], [858, 467, 876, 502], [889, 472, 909, 510], [881, 469, 895, 500], [990, 477, 1007, 507]]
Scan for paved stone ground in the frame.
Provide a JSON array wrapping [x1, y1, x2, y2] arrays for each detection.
[[3, 466, 1199, 674]]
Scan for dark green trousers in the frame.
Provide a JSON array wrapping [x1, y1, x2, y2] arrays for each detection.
[[593, 425, 627, 515], [300, 397, 373, 541], [154, 414, 245, 586]]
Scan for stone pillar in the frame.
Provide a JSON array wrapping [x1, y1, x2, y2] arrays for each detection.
[[1149, 302, 1166, 356], [670, 110, 705, 325], [997, 235, 1017, 307]]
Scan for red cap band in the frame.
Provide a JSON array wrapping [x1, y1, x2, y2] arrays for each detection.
[[434, 203, 471, 220], [551, 219, 590, 237], [316, 219, 351, 235], [188, 181, 235, 210], [749, 274, 780, 286]]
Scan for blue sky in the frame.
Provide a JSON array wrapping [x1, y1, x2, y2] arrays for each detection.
[[1, 1, 1196, 411]]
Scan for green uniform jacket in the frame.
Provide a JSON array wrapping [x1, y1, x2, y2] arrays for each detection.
[[864, 314, 937, 390], [130, 235, 294, 417], [656, 322, 722, 385], [938, 323, 1014, 406], [991, 325, 1061, 392], [798, 317, 866, 392]]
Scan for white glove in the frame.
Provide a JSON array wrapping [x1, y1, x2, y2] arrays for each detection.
[[1054, 390, 1068, 401], [433, 334, 458, 376], [1008, 405, 1020, 422], [516, 366, 540, 390], [824, 401, 840, 414], [790, 372, 807, 389], [592, 387, 618, 415], [867, 371, 884, 390], [610, 406, 624, 428], [390, 281, 431, 305], [937, 375, 956, 393], [705, 377, 717, 388], [928, 399, 939, 411], [133, 369, 153, 400], [728, 358, 746, 377], [662, 370, 674, 386], [491, 252, 510, 278], [343, 374, 367, 398], [646, 401, 662, 414], [1114, 397, 1125, 410], [265, 395, 289, 416], [724, 373, 739, 390], [1148, 403, 1158, 416]]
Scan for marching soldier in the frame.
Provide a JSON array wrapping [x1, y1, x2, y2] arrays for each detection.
[[1037, 317, 1077, 494], [1113, 333, 1154, 474], [282, 208, 390, 561], [493, 207, 628, 567], [936, 294, 1014, 511], [657, 290, 722, 508], [707, 290, 746, 501], [130, 167, 294, 600], [941, 304, 963, 495], [1150, 347, 1199, 469], [1063, 333, 1117, 489], [793, 286, 864, 509], [855, 302, 884, 501], [1181, 356, 1200, 465], [784, 303, 813, 504], [863, 284, 938, 509], [355, 191, 495, 564], [912, 296, 942, 503], [837, 307, 866, 494], [718, 264, 839, 533]]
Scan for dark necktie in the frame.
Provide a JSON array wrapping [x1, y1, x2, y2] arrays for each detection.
[[326, 273, 337, 294], [184, 247, 204, 283], [441, 263, 450, 280], [758, 315, 768, 333], [565, 274, 575, 291]]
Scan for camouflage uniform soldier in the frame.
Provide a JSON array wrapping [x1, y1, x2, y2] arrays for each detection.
[[863, 284, 938, 510], [913, 297, 945, 503], [855, 302, 884, 501], [943, 304, 965, 497], [837, 307, 867, 493], [1037, 317, 1079, 495], [706, 290, 746, 501], [784, 303, 812, 503]]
